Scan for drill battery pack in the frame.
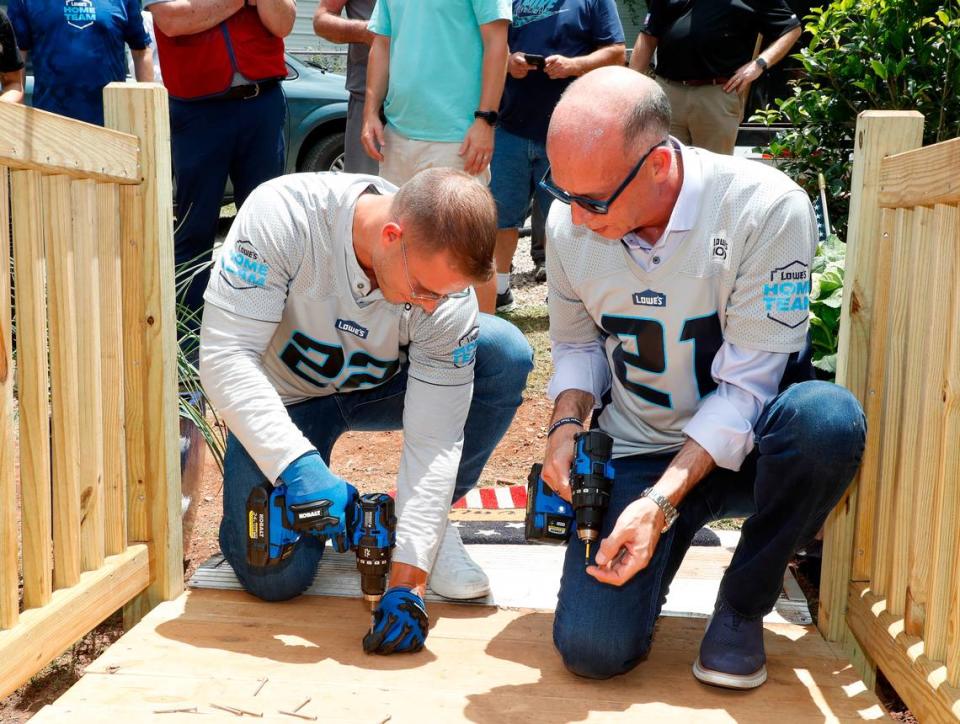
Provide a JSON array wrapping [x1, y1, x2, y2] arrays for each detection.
[[246, 482, 296, 568], [524, 463, 574, 544]]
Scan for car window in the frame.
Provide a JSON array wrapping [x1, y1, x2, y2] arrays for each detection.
[[284, 63, 298, 81]]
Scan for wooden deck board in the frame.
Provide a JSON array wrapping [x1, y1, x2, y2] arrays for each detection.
[[33, 589, 884, 723]]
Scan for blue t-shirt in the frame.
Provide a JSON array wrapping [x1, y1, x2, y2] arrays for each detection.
[[8, 0, 150, 126], [370, 0, 512, 143], [500, 0, 624, 143]]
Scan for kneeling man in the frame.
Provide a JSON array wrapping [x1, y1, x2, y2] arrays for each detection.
[[201, 168, 533, 654]]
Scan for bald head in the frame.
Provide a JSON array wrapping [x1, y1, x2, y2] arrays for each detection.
[[549, 66, 671, 155]]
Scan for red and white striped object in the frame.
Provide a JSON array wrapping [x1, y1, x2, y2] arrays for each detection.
[[387, 485, 528, 509], [453, 486, 527, 510]]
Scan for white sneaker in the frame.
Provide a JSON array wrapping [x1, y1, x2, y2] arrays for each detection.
[[429, 523, 491, 600]]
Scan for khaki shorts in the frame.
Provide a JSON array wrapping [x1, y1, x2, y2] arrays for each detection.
[[379, 125, 492, 186]]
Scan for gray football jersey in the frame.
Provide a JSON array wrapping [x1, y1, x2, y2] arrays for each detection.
[[205, 173, 479, 404], [547, 150, 817, 458]]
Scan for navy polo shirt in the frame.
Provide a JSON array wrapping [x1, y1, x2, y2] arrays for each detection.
[[8, 0, 150, 125]]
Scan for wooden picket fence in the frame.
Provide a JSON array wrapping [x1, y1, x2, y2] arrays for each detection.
[[820, 111, 960, 722], [0, 83, 182, 698]]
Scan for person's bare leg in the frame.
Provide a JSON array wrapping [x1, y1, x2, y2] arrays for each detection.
[[476, 278, 498, 314], [495, 227, 520, 274]]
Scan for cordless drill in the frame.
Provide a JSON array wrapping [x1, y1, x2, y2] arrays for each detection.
[[352, 492, 397, 611], [245, 482, 351, 567], [525, 430, 615, 563]]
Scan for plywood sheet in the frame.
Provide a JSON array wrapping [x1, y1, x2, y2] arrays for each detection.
[[33, 589, 883, 723]]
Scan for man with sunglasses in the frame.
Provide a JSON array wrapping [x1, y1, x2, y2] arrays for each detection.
[[199, 168, 532, 655], [538, 66, 864, 688]]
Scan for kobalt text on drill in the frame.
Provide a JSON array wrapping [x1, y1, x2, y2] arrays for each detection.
[[246, 484, 397, 608], [525, 429, 615, 563]]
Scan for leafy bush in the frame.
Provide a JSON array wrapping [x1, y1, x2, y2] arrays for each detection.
[[809, 235, 845, 377], [752, 0, 960, 237]]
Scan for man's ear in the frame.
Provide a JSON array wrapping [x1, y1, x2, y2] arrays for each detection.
[[650, 145, 673, 180], [381, 221, 402, 247]]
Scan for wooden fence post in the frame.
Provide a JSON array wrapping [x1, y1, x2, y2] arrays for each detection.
[[103, 83, 183, 625], [819, 112, 924, 652]]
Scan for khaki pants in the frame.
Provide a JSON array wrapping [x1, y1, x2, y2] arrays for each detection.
[[379, 125, 492, 186], [656, 77, 744, 155]]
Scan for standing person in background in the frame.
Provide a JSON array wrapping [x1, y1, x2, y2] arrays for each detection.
[[0, 7, 24, 104], [8, 0, 153, 124], [628, 0, 801, 155], [490, 0, 625, 312], [314, 0, 378, 175], [128, 10, 162, 83], [143, 0, 295, 341], [361, 0, 511, 314]]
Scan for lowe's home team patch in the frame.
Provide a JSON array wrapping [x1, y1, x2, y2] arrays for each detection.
[[452, 326, 479, 368], [220, 240, 269, 290], [764, 260, 810, 328]]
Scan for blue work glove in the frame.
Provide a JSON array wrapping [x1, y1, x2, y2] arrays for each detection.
[[278, 452, 358, 553], [362, 586, 429, 655]]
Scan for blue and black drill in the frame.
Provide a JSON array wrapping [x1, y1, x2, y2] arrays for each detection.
[[246, 485, 396, 608], [525, 430, 615, 563]]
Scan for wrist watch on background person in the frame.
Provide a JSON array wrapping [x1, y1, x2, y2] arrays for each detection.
[[474, 110, 498, 126], [754, 56, 768, 73], [641, 488, 679, 533]]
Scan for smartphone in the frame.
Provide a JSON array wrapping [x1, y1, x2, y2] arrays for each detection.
[[523, 53, 546, 70]]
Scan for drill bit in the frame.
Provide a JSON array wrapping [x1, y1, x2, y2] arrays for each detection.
[[584, 541, 591, 564]]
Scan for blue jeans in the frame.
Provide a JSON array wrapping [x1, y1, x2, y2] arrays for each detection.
[[553, 381, 866, 679], [219, 314, 533, 601], [489, 127, 552, 230], [170, 84, 287, 333]]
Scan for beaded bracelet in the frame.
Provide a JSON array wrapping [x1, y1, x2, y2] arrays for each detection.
[[547, 417, 584, 438]]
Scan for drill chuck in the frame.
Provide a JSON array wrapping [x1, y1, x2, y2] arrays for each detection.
[[570, 430, 615, 544]]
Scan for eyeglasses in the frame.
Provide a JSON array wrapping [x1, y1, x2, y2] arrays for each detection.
[[400, 235, 448, 303], [538, 139, 670, 215]]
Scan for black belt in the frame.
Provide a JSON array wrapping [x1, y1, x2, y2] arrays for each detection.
[[221, 79, 279, 101], [658, 75, 730, 87]]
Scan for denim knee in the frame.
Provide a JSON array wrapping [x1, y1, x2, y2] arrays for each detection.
[[237, 562, 318, 602], [474, 314, 533, 404], [771, 381, 865, 457], [553, 617, 649, 679]]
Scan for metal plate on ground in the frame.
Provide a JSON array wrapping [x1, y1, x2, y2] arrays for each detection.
[[189, 532, 811, 625]]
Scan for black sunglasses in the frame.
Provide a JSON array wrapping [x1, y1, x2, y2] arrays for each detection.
[[538, 140, 670, 215]]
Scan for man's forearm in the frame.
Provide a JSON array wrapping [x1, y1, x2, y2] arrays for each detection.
[[314, 8, 373, 44], [628, 32, 657, 73], [364, 35, 389, 117], [148, 0, 243, 38], [0, 73, 23, 103], [131, 48, 155, 82], [256, 0, 296, 38], [651, 437, 716, 513], [477, 21, 509, 111], [574, 43, 626, 75], [551, 388, 595, 427], [758, 25, 802, 68]]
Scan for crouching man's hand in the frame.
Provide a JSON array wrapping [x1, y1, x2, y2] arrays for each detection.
[[586, 497, 665, 586], [279, 452, 358, 553], [363, 587, 429, 654]]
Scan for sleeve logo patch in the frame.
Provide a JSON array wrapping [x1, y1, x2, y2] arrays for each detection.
[[711, 234, 730, 269], [632, 289, 667, 307], [452, 326, 480, 368], [220, 239, 269, 290], [336, 319, 369, 339], [764, 260, 810, 328]]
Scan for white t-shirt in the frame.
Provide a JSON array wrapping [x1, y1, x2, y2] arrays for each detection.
[[546, 147, 816, 461], [200, 172, 479, 572]]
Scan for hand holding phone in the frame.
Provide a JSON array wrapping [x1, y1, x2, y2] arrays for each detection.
[[523, 53, 546, 70]]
